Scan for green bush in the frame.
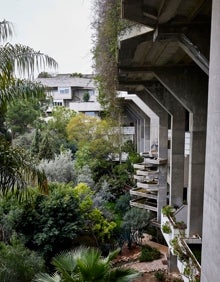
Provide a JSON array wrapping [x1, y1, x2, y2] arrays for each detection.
[[162, 222, 171, 234], [0, 235, 45, 282], [139, 245, 161, 262], [154, 270, 166, 281]]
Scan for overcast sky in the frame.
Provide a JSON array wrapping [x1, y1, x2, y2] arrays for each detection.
[[0, 0, 94, 75]]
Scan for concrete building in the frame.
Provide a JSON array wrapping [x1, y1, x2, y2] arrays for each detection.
[[37, 74, 102, 117], [117, 1, 219, 281]]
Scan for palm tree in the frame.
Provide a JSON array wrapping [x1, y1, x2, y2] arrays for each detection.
[[0, 19, 57, 196], [34, 247, 140, 282]]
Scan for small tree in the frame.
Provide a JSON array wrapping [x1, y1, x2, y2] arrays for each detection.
[[122, 208, 151, 247]]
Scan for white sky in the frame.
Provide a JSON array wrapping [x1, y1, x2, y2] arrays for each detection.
[[0, 0, 94, 76]]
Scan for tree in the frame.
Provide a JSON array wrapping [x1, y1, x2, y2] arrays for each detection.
[[0, 19, 57, 196], [122, 208, 152, 247], [34, 246, 139, 282], [5, 97, 44, 137]]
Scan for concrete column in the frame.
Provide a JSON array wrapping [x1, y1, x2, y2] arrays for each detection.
[[145, 85, 185, 207], [168, 250, 178, 273], [123, 101, 148, 153], [123, 94, 159, 153], [155, 68, 208, 237], [136, 92, 168, 160], [202, 1, 220, 281]]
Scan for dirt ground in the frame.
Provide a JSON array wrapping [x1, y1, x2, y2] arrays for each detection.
[[114, 234, 182, 282]]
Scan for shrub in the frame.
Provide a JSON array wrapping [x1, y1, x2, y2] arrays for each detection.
[[162, 222, 171, 234], [162, 205, 174, 217], [154, 270, 166, 281], [0, 235, 45, 282], [38, 150, 76, 183], [139, 245, 161, 262]]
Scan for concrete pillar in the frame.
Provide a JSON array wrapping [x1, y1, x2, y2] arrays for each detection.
[[123, 94, 159, 153], [145, 85, 185, 207], [136, 91, 168, 160], [127, 102, 151, 152], [155, 67, 208, 237], [168, 250, 178, 273], [201, 1, 220, 281], [123, 100, 150, 153]]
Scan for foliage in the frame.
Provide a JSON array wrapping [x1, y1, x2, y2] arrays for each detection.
[[162, 222, 172, 234], [48, 107, 76, 139], [139, 245, 161, 262], [73, 183, 117, 244], [154, 270, 166, 281], [0, 235, 45, 282], [0, 140, 48, 198], [5, 96, 47, 137], [12, 183, 83, 261], [34, 246, 139, 282], [38, 131, 56, 160], [38, 150, 76, 183], [91, 0, 121, 116], [162, 205, 174, 217], [115, 193, 131, 215], [13, 130, 35, 150], [70, 72, 83, 77], [38, 72, 53, 78], [0, 19, 57, 196], [122, 208, 151, 246], [76, 165, 94, 188], [83, 91, 90, 102]]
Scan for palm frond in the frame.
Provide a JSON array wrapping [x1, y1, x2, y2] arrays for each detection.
[[52, 251, 78, 274], [0, 141, 48, 198], [0, 43, 57, 77], [34, 272, 61, 282], [105, 247, 121, 263], [77, 247, 109, 281], [108, 267, 140, 282], [0, 20, 13, 42], [0, 78, 45, 109]]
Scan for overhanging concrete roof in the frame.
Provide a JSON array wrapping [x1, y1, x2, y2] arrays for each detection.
[[122, 0, 211, 28], [119, 0, 211, 77], [118, 30, 209, 76]]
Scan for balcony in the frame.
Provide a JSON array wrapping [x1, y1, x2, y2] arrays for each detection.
[[161, 205, 201, 282], [161, 205, 187, 249], [69, 101, 102, 112], [130, 197, 157, 212], [131, 155, 167, 221], [174, 237, 201, 282]]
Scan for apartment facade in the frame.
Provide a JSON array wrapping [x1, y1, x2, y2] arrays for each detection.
[[37, 74, 102, 117], [117, 1, 218, 281]]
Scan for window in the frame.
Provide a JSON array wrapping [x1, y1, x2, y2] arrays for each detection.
[[59, 87, 70, 94], [53, 101, 63, 106], [85, 112, 95, 117]]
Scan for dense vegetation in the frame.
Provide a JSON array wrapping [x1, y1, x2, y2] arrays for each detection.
[[0, 5, 156, 280]]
